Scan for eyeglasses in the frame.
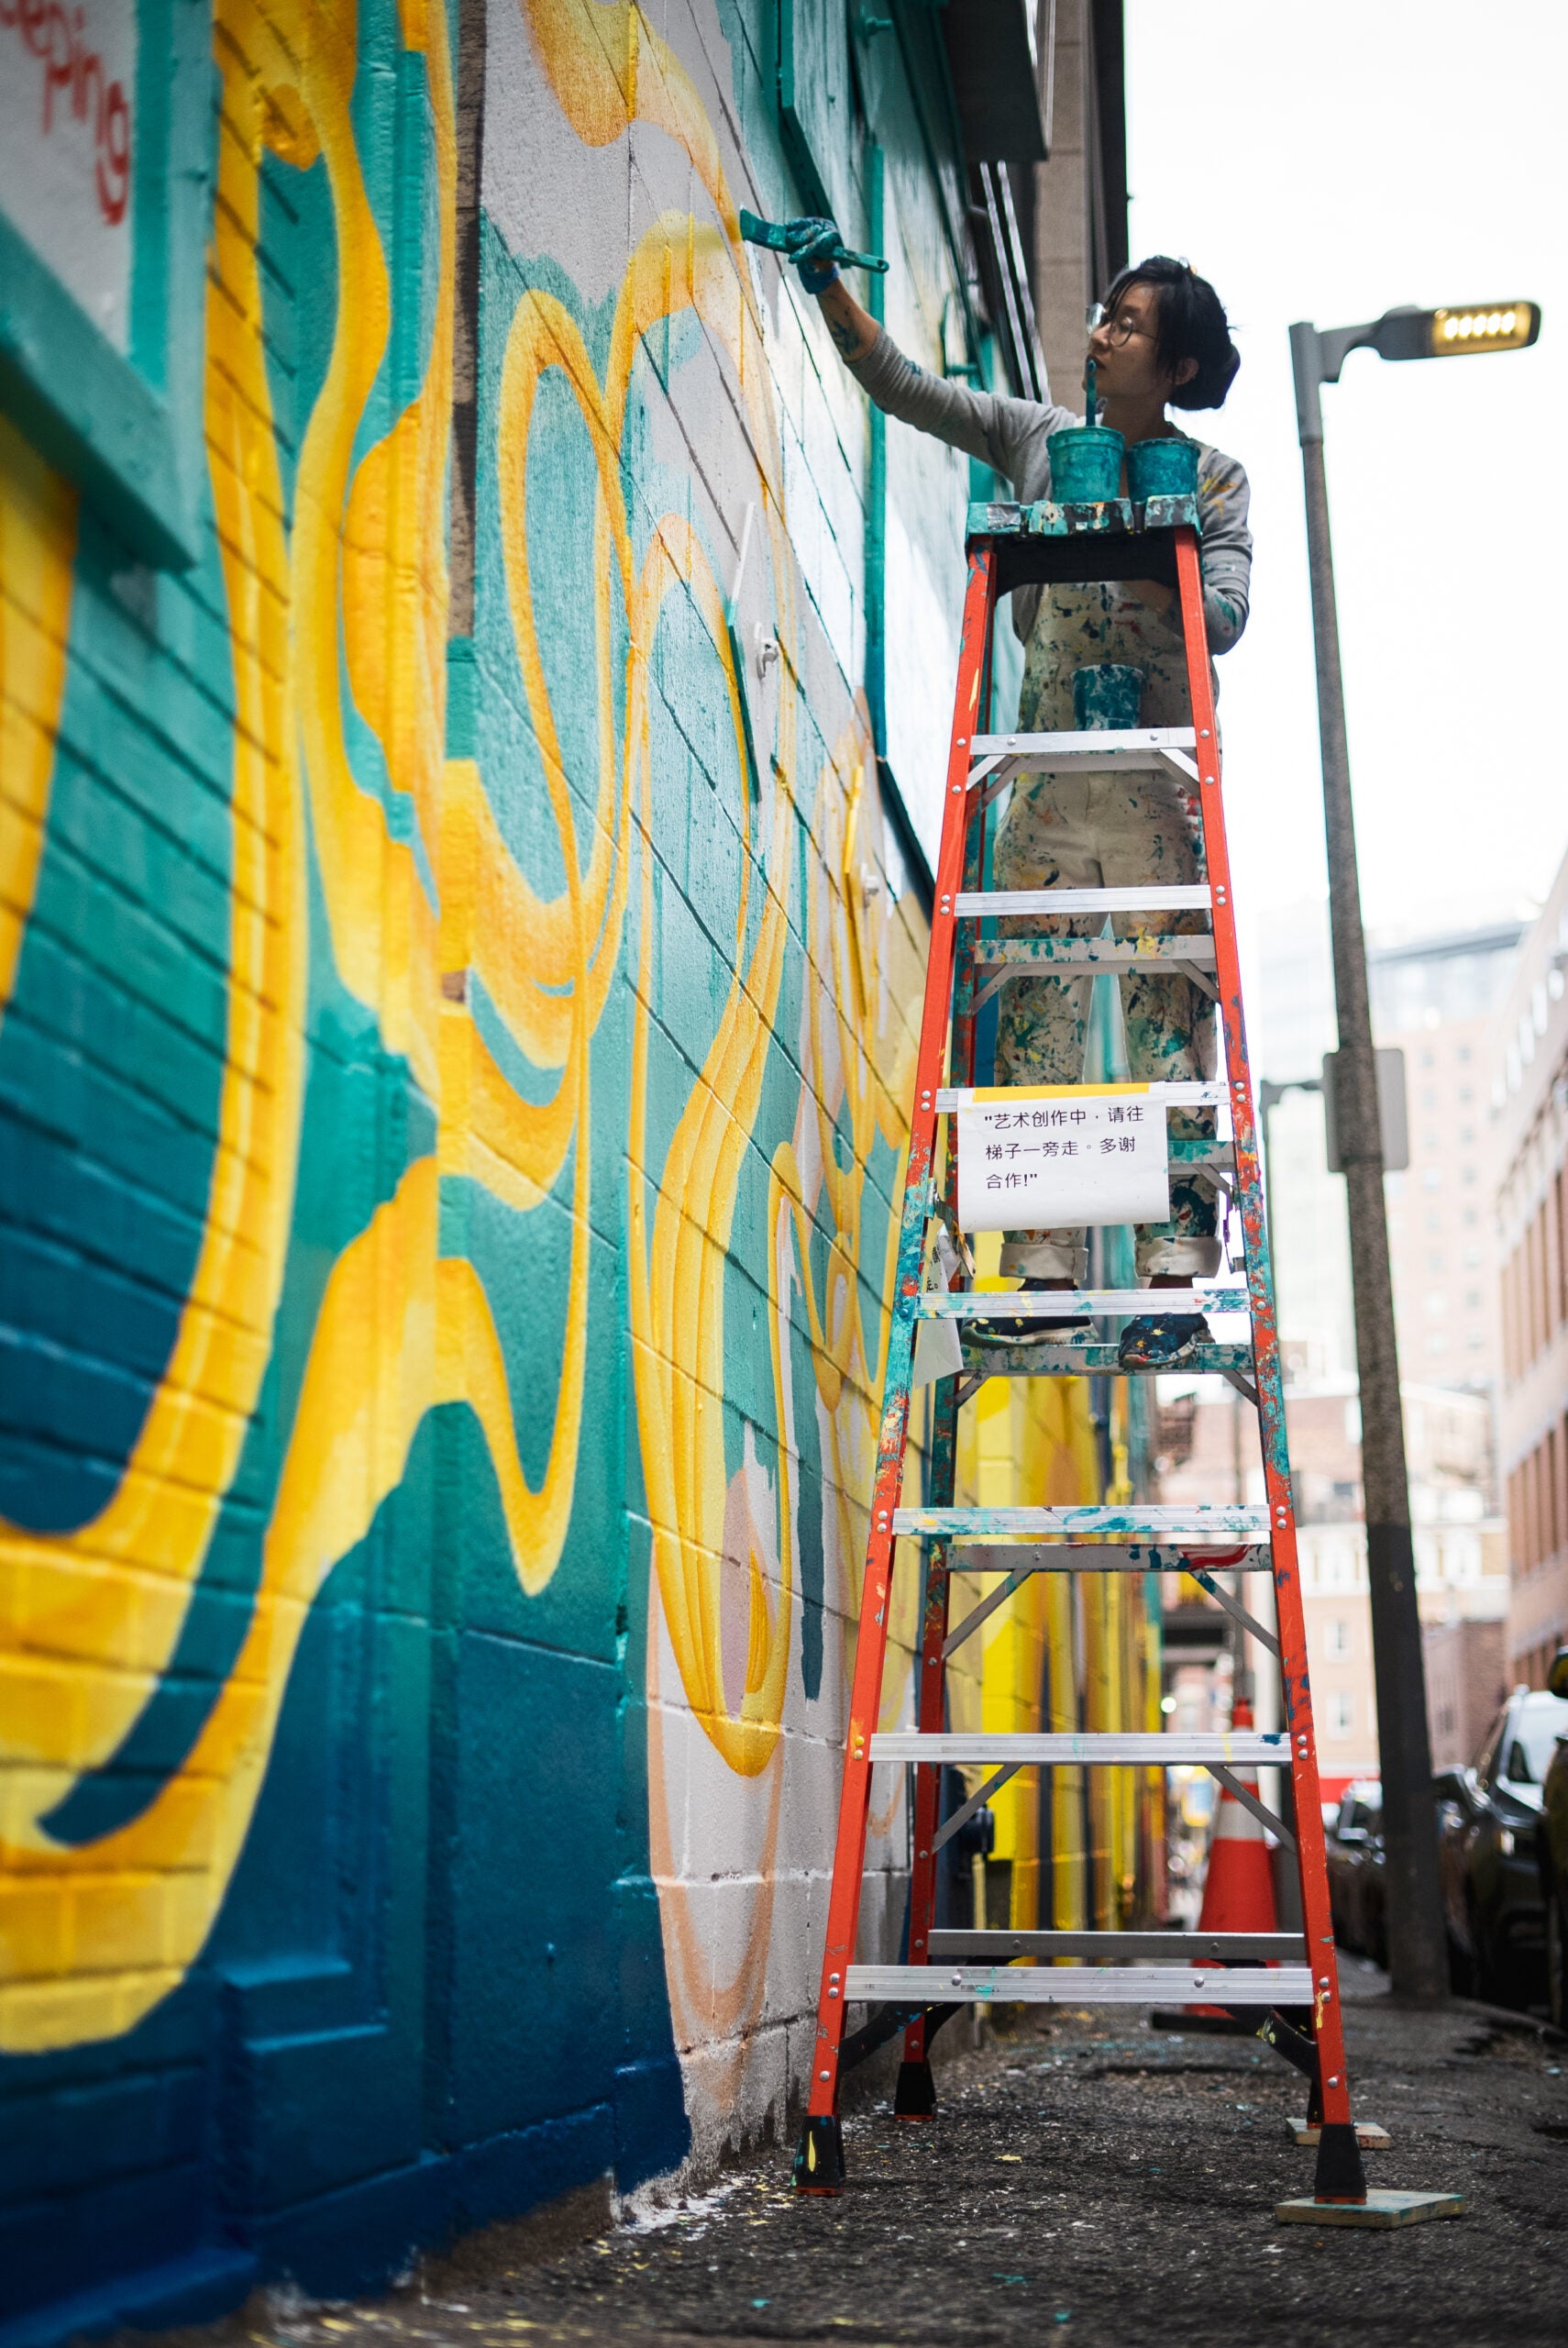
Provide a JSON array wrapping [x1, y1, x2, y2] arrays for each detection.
[[1087, 302, 1154, 348]]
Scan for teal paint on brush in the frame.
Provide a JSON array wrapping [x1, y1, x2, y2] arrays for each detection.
[[737, 206, 889, 274], [1127, 437, 1199, 502]]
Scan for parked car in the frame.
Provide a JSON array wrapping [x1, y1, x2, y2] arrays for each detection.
[[1327, 1780, 1386, 1966], [1536, 1649, 1568, 2026], [1437, 1679, 1568, 2006]]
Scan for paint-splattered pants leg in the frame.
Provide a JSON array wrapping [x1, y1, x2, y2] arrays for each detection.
[[991, 770, 1220, 1282]]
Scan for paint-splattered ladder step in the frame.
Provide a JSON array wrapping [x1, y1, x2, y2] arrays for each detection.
[[972, 936, 1218, 966], [869, 1730, 1288, 1765], [937, 1542, 1273, 1574], [957, 1341, 1253, 1377], [951, 885, 1213, 918], [889, 1501, 1273, 1538], [915, 1286, 1248, 1320], [932, 1080, 1228, 1110]]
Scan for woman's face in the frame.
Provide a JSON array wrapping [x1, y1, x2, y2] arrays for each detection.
[[1086, 280, 1195, 404]]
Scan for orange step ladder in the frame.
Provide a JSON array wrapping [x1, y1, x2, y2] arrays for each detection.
[[791, 491, 1452, 2226]]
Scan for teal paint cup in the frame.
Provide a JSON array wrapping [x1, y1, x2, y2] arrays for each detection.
[[1046, 425, 1125, 504], [1073, 662, 1145, 731], [1126, 436, 1198, 502]]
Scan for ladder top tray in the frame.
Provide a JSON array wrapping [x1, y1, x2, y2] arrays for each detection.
[[966, 496, 1200, 593], [966, 496, 1200, 541]]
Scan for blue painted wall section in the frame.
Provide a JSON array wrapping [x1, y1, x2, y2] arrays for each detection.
[[0, 2, 1027, 2337]]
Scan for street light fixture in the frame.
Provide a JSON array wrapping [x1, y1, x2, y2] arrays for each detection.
[[1289, 294, 1542, 2004]]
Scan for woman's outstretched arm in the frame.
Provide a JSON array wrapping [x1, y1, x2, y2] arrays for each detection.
[[817, 278, 879, 365]]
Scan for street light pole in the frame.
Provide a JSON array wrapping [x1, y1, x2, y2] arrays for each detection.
[[1288, 317, 1451, 2001]]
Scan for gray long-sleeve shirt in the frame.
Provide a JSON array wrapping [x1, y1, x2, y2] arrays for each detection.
[[845, 327, 1252, 656]]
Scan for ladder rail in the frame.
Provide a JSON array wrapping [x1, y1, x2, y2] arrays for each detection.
[[1172, 527, 1355, 2170], [900, 610, 991, 2085], [804, 548, 998, 2126]]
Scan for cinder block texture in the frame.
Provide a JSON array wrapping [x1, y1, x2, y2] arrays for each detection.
[[0, 3, 1061, 2338]]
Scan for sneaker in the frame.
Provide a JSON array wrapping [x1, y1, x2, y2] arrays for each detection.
[[1117, 1312, 1209, 1369], [968, 1278, 1094, 1347]]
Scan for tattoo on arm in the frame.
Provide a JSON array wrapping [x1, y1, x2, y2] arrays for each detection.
[[829, 318, 863, 359]]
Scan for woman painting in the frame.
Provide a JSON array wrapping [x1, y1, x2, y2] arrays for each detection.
[[790, 228, 1250, 1369]]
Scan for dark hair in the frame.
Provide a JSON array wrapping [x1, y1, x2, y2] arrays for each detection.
[[1102, 255, 1240, 410]]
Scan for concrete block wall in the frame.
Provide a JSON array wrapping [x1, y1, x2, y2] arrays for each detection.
[[1, 3, 1093, 2340]]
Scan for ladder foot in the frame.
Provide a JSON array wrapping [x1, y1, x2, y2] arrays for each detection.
[[893, 2057, 937, 2119], [1310, 2120, 1369, 2204], [793, 2113, 845, 2194]]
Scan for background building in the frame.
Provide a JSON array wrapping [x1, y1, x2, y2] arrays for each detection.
[[0, 4, 1132, 2336], [1169, 900, 1521, 1788], [1373, 921, 1521, 1395], [1493, 858, 1568, 1687], [1156, 1379, 1506, 1792]]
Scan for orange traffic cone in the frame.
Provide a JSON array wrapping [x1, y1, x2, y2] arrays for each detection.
[[1187, 1695, 1277, 2018]]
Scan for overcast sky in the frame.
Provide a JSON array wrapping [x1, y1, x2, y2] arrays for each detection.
[[1124, 0, 1567, 1056]]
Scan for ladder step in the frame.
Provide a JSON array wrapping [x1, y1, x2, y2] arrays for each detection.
[[972, 937, 1218, 969], [959, 1342, 1254, 1377], [928, 1931, 1308, 1962], [918, 1286, 1246, 1320], [891, 1503, 1271, 1538], [933, 1081, 1227, 1110], [870, 1731, 1288, 1765], [942, 1542, 1272, 1574], [845, 1964, 1312, 2006], [954, 886, 1211, 917], [966, 727, 1201, 785]]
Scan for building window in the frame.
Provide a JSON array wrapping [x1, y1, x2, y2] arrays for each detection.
[[1329, 1692, 1354, 1735], [1326, 1619, 1352, 1660]]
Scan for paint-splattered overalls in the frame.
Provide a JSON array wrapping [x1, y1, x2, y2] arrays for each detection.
[[993, 581, 1220, 1284]]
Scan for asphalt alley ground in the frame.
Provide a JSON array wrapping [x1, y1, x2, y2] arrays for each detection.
[[152, 1965, 1568, 2348]]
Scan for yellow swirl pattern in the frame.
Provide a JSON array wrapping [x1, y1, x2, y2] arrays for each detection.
[[0, 0, 920, 2049], [0, 415, 76, 1022]]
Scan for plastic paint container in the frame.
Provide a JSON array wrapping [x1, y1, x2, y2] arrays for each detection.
[[1046, 425, 1125, 504], [1126, 436, 1198, 503], [1073, 662, 1145, 731]]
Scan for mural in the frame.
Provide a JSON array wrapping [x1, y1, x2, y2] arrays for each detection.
[[0, 1, 1130, 2331]]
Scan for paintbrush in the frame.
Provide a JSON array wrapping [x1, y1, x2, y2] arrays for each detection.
[[738, 207, 889, 276]]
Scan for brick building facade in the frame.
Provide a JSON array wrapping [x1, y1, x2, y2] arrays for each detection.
[[1495, 865, 1568, 1685]]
